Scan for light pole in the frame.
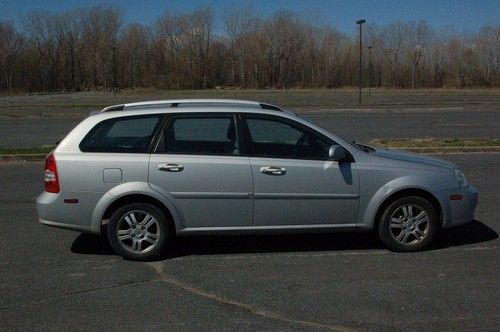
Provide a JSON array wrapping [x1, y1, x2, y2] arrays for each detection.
[[368, 45, 373, 95], [356, 19, 366, 105]]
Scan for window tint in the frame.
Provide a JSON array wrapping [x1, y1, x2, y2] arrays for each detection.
[[160, 116, 238, 156], [80, 115, 162, 153], [244, 117, 331, 160], [247, 119, 303, 145]]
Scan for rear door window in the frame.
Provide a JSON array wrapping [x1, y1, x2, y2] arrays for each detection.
[[156, 115, 239, 156], [80, 115, 162, 153]]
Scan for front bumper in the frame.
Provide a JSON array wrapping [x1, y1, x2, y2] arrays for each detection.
[[439, 185, 478, 228]]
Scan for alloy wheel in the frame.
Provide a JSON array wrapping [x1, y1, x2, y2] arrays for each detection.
[[116, 210, 160, 254], [388, 204, 430, 246]]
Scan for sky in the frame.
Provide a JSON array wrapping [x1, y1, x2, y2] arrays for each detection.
[[0, 0, 498, 35]]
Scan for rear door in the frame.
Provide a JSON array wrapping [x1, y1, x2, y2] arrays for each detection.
[[148, 113, 253, 228], [240, 114, 359, 226]]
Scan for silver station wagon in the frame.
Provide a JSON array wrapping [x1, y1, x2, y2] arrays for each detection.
[[37, 99, 478, 260]]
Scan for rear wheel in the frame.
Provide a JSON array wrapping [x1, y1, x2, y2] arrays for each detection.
[[378, 196, 439, 251], [107, 203, 169, 260]]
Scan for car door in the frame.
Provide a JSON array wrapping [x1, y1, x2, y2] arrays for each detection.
[[240, 114, 359, 226], [148, 113, 253, 228]]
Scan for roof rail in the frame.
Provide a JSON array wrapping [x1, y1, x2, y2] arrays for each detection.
[[100, 99, 283, 113]]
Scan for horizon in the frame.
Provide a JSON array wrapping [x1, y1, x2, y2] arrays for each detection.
[[0, 0, 499, 35]]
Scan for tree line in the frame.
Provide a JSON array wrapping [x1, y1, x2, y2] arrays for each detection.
[[0, 5, 498, 92]]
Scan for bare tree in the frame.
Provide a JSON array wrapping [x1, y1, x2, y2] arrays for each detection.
[[406, 21, 434, 89], [82, 6, 121, 90], [0, 22, 22, 93], [380, 23, 407, 87], [1, 6, 498, 92], [155, 14, 182, 88], [23, 10, 61, 90], [54, 9, 84, 90], [476, 26, 500, 85], [121, 24, 150, 88], [224, 5, 257, 85]]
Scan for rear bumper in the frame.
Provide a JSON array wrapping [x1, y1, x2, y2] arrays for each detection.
[[37, 191, 59, 220], [440, 185, 478, 228], [36, 192, 98, 234], [39, 218, 95, 233]]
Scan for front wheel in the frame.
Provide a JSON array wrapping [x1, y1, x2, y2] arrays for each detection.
[[378, 196, 439, 251], [107, 203, 169, 260]]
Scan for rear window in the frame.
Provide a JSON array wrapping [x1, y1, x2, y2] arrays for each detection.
[[79, 115, 162, 153]]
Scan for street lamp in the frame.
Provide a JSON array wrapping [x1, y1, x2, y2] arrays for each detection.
[[367, 45, 373, 95], [356, 19, 366, 105]]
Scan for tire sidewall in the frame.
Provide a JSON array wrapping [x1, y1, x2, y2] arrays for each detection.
[[378, 196, 439, 252], [107, 203, 169, 260]]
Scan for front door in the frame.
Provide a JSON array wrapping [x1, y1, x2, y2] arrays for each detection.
[[149, 113, 253, 228], [240, 114, 359, 226]]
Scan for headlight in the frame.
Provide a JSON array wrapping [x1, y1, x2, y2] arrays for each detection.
[[454, 169, 468, 188]]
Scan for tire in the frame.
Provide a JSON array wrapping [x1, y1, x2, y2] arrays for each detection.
[[107, 203, 170, 260], [378, 196, 439, 252]]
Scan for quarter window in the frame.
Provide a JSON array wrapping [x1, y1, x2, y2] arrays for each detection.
[[244, 116, 331, 160], [79, 115, 162, 153], [158, 115, 239, 156]]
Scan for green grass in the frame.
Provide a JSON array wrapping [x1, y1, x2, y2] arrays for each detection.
[[0, 146, 55, 155], [369, 138, 500, 148]]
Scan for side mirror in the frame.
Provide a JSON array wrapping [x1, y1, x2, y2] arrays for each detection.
[[328, 145, 347, 162]]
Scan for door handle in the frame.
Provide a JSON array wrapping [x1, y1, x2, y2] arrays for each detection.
[[260, 166, 287, 176], [158, 163, 184, 172]]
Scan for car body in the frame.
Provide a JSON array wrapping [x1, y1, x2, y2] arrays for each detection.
[[37, 99, 478, 259]]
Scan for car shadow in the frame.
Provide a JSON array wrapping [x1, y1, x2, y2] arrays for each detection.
[[430, 220, 498, 250], [166, 231, 384, 258], [71, 220, 497, 259], [71, 233, 115, 255]]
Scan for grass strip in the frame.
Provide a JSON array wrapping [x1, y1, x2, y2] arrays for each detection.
[[0, 146, 55, 155], [369, 138, 500, 148]]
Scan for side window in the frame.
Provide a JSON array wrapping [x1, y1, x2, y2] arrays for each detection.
[[79, 115, 162, 153], [244, 117, 331, 160], [158, 115, 238, 156]]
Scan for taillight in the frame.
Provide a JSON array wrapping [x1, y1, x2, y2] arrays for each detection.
[[44, 153, 60, 193]]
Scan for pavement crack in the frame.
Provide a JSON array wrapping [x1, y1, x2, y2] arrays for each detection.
[[147, 261, 354, 332], [0, 278, 157, 311]]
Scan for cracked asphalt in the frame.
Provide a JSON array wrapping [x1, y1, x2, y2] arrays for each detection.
[[0, 153, 499, 331]]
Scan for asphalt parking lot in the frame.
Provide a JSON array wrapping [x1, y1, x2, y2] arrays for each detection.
[[0, 153, 498, 331], [1, 109, 499, 148]]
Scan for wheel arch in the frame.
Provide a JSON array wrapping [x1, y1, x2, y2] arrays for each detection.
[[90, 182, 183, 234], [102, 194, 176, 231], [371, 187, 444, 230]]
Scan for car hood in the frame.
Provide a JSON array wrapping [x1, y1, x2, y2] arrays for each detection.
[[371, 148, 457, 169]]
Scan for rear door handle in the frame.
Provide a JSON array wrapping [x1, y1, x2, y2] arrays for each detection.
[[260, 166, 287, 176], [158, 163, 184, 172]]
